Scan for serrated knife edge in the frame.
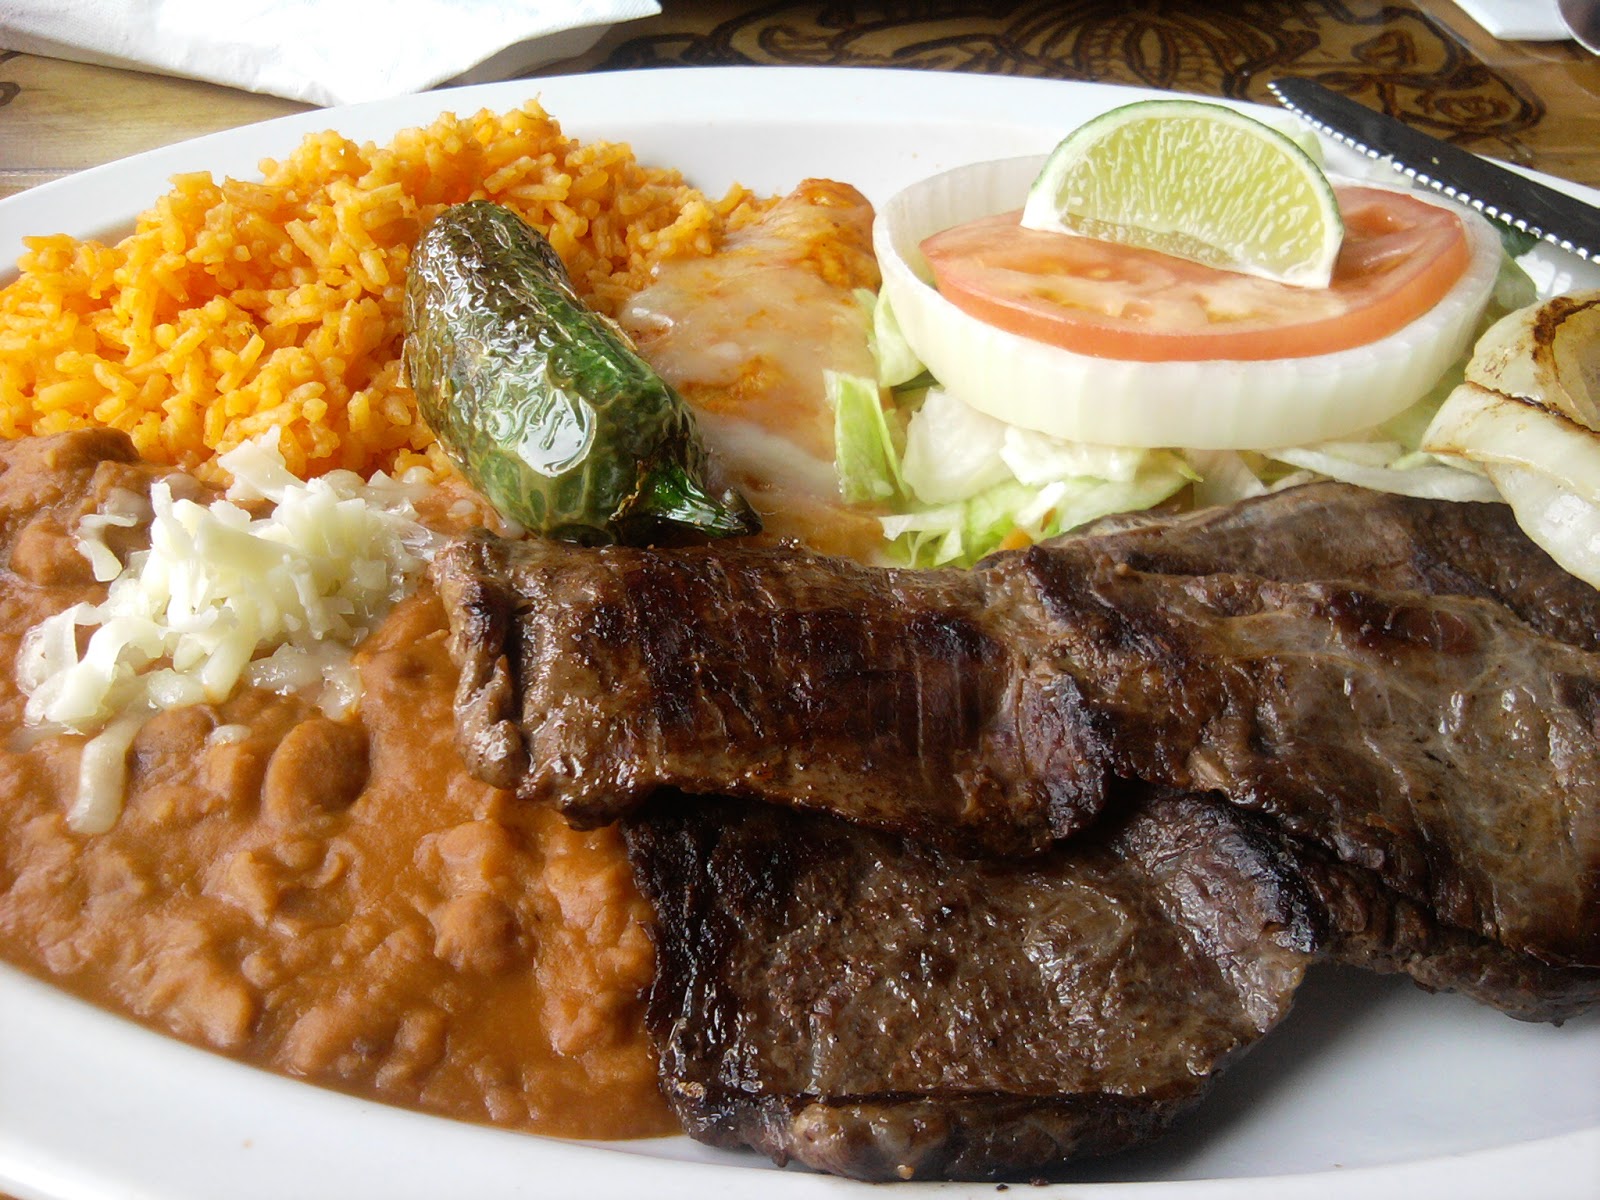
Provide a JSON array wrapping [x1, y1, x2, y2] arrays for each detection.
[[1267, 78, 1599, 262]]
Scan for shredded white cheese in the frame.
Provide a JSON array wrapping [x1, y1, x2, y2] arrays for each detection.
[[17, 433, 440, 833]]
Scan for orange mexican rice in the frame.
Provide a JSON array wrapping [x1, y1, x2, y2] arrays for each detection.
[[0, 100, 771, 482]]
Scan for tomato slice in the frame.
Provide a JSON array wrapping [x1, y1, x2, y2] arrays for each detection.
[[919, 187, 1471, 362]]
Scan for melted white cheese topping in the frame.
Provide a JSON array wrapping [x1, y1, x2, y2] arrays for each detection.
[[17, 434, 439, 833]]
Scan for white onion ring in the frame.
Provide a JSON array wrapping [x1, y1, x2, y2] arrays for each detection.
[[874, 156, 1503, 450]]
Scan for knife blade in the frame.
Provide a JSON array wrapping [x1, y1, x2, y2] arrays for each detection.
[[1267, 77, 1600, 261]]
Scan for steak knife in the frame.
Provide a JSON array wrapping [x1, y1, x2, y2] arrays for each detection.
[[1267, 77, 1600, 261]]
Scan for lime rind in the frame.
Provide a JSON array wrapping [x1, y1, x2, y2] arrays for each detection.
[[1020, 99, 1343, 289]]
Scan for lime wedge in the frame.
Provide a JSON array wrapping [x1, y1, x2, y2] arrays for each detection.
[[1021, 99, 1343, 288]]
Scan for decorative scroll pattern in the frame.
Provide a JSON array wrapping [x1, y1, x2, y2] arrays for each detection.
[[587, 1, 1545, 162]]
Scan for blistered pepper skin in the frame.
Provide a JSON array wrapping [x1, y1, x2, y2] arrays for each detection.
[[403, 201, 759, 544]]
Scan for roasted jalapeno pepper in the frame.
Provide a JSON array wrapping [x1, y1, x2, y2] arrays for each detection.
[[403, 200, 760, 544]]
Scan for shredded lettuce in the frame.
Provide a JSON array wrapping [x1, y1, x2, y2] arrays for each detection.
[[842, 292, 1201, 566], [882, 466, 1189, 568], [1267, 442, 1497, 501], [1486, 247, 1538, 323], [1378, 365, 1461, 448], [873, 361, 1195, 565], [828, 369, 904, 504], [1183, 449, 1268, 508], [1490, 221, 1540, 263], [860, 288, 927, 389], [901, 388, 1012, 504], [1002, 426, 1150, 485], [1261, 381, 1497, 502]]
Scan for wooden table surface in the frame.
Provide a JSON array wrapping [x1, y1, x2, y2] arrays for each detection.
[[1, 0, 1598, 207]]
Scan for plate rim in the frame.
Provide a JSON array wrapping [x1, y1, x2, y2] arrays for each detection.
[[0, 63, 1596, 1200]]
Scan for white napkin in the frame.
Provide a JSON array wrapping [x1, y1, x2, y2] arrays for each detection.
[[1450, 0, 1571, 40], [0, 0, 660, 107]]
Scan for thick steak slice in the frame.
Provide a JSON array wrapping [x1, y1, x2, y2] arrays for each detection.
[[1223, 813, 1600, 1023], [623, 792, 1314, 1182], [436, 530, 1088, 857], [434, 484, 1600, 971], [1007, 545, 1600, 970], [1059, 482, 1600, 652], [1310, 867, 1600, 1024]]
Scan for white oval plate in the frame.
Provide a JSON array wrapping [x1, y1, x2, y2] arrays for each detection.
[[1, 65, 1597, 1200]]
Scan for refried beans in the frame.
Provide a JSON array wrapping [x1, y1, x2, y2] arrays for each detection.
[[0, 429, 675, 1139]]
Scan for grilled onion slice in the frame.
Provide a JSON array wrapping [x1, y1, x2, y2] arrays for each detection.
[[1423, 291, 1600, 586]]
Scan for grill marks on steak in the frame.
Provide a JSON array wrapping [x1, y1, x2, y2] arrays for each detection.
[[1059, 483, 1600, 653], [435, 481, 1600, 1178], [624, 792, 1314, 1183], [435, 483, 1600, 971], [627, 791, 1596, 1182], [438, 531, 1085, 857], [1015, 546, 1600, 969], [1273, 829, 1600, 1023]]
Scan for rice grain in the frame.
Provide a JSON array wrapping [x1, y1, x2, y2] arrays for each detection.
[[0, 100, 770, 482]]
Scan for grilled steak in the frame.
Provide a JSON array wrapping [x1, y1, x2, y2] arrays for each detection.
[[437, 527, 1058, 855], [1014, 544, 1600, 970], [623, 791, 1314, 1182], [1060, 482, 1600, 653], [1252, 825, 1600, 1023], [435, 483, 1600, 974]]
